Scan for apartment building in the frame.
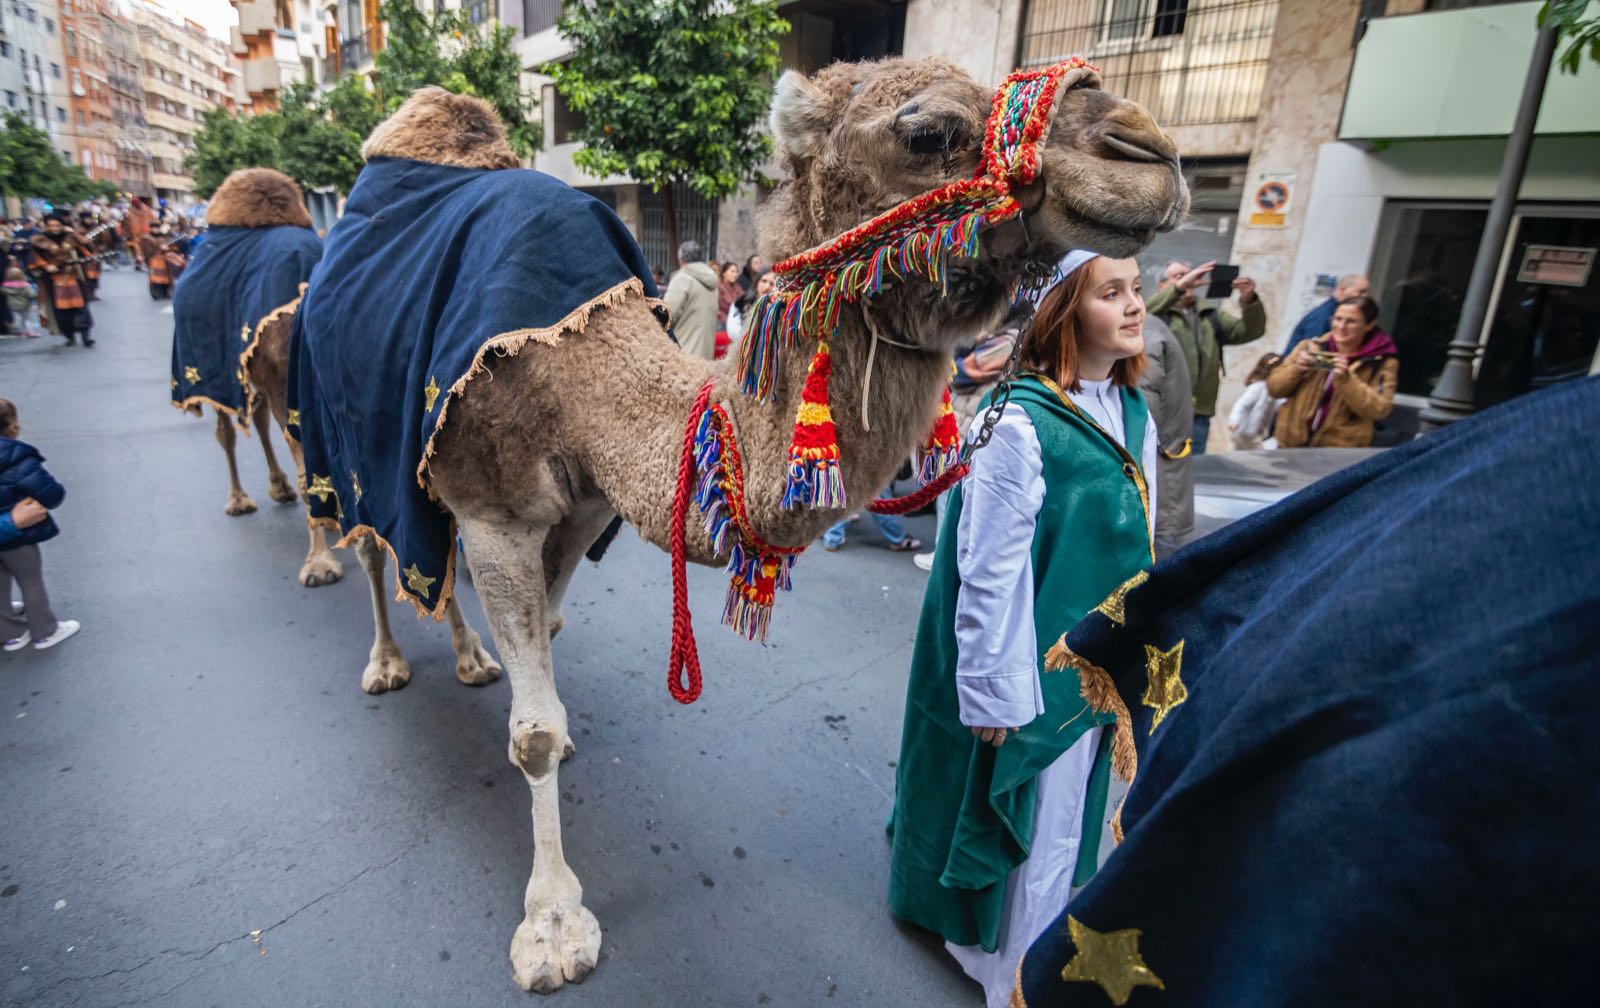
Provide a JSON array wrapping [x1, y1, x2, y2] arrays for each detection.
[[132, 0, 237, 205], [231, 0, 340, 108], [101, 2, 150, 195], [0, 0, 69, 158], [60, 0, 120, 182]]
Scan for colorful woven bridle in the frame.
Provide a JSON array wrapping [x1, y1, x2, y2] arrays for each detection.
[[669, 59, 1097, 702]]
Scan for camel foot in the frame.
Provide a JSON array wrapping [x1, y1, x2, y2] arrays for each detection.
[[454, 635, 502, 687], [224, 490, 257, 516], [299, 553, 344, 588], [361, 648, 412, 694], [268, 471, 298, 503], [509, 900, 601, 993]]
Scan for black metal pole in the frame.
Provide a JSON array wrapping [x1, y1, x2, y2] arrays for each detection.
[[1418, 22, 1560, 431]]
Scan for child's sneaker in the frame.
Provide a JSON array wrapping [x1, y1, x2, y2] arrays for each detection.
[[4, 630, 31, 651], [32, 619, 79, 650]]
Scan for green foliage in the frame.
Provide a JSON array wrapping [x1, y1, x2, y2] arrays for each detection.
[[373, 2, 539, 157], [0, 112, 116, 203], [1540, 0, 1600, 74], [547, 0, 789, 200], [278, 78, 378, 194], [186, 105, 284, 198]]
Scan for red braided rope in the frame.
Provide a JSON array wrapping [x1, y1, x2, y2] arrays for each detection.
[[866, 462, 970, 516], [668, 378, 717, 704]]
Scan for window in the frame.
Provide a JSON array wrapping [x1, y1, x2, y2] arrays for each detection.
[[0, 42, 9, 58], [45, 18, 54, 33], [4, 92, 15, 108], [56, 106, 65, 121], [51, 63, 60, 79]]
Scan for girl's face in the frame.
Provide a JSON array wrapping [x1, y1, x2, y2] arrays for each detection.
[[1330, 304, 1374, 349], [755, 273, 775, 297], [1077, 257, 1146, 364], [722, 263, 740, 284]]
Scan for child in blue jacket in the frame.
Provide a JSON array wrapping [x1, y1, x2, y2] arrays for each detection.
[[0, 398, 78, 650]]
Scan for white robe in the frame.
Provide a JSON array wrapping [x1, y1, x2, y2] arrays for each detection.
[[946, 378, 1157, 1008]]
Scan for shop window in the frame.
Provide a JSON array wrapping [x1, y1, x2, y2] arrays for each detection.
[[1369, 201, 1485, 399]]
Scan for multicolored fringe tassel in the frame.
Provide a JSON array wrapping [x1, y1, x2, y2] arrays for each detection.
[[919, 385, 962, 484], [782, 337, 846, 509], [692, 404, 804, 642]]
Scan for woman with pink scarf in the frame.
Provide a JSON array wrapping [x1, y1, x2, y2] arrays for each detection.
[[1268, 295, 1398, 448]]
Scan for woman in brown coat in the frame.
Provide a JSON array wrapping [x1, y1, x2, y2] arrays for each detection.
[[1268, 295, 1398, 448]]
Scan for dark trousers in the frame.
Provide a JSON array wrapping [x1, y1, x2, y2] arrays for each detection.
[[1192, 414, 1212, 455], [0, 543, 58, 640]]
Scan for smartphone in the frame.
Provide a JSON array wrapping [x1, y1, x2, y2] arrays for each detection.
[[1203, 263, 1240, 299], [1307, 350, 1340, 371]]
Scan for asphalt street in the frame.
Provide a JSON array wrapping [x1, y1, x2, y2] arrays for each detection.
[[0, 270, 972, 1007]]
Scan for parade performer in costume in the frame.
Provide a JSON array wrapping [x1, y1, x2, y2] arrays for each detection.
[[1013, 375, 1600, 1007], [888, 252, 1158, 1008], [140, 227, 186, 299], [171, 169, 322, 517], [73, 214, 102, 301], [29, 213, 96, 347]]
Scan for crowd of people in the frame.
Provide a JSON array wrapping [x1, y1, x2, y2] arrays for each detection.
[[1, 197, 201, 345]]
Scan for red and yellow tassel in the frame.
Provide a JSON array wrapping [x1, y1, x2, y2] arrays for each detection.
[[919, 384, 962, 484], [782, 336, 846, 509]]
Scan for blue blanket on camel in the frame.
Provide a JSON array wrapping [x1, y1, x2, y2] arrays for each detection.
[[288, 157, 661, 618], [171, 224, 322, 423]]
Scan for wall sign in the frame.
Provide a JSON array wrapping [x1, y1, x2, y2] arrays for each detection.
[[1516, 245, 1595, 288], [1246, 172, 1295, 229]]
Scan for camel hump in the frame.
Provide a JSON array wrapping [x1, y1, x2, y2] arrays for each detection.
[[362, 86, 523, 171], [207, 168, 313, 229]]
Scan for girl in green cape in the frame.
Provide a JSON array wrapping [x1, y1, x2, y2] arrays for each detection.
[[888, 253, 1157, 1007]]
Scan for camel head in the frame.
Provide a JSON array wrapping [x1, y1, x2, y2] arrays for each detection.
[[761, 57, 1188, 343]]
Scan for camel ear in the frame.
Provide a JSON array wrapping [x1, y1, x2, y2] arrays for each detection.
[[771, 70, 832, 161]]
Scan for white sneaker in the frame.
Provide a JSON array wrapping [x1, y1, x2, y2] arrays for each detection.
[[32, 619, 79, 650], [4, 630, 30, 651], [912, 552, 934, 572]]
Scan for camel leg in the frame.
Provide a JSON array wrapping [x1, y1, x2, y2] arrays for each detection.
[[457, 513, 599, 993], [284, 437, 343, 587], [253, 399, 297, 504], [215, 410, 257, 516], [445, 594, 501, 687], [539, 501, 615, 761], [353, 535, 411, 694]]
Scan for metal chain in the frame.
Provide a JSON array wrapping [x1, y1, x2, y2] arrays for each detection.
[[960, 255, 1053, 463]]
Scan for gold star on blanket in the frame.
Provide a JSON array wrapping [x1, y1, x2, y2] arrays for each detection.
[[349, 470, 362, 501], [287, 408, 300, 427], [306, 474, 335, 503], [240, 323, 251, 343], [1059, 915, 1164, 1006], [424, 376, 441, 412], [170, 377, 178, 390], [1094, 570, 1149, 626], [404, 564, 436, 596], [183, 365, 200, 385], [1141, 640, 1187, 732]]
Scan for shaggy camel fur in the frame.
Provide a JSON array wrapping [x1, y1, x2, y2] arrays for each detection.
[[316, 66, 1186, 993], [181, 168, 342, 585]]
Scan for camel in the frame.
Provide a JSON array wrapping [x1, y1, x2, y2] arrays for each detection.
[[291, 59, 1187, 992], [169, 168, 343, 587]]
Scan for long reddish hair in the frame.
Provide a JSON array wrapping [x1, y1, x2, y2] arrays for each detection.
[[1021, 262, 1146, 392]]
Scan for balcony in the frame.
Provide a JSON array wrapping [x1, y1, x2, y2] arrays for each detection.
[[241, 55, 281, 96], [1340, 1, 1600, 141], [232, 0, 278, 38], [337, 30, 378, 73]]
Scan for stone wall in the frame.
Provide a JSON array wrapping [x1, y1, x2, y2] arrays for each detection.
[[902, 0, 1025, 87]]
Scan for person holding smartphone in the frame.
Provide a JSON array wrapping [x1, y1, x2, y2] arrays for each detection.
[[1147, 259, 1267, 453], [1267, 295, 1398, 448]]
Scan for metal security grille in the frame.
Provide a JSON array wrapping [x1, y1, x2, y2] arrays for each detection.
[[640, 183, 720, 278], [1019, 0, 1280, 126]]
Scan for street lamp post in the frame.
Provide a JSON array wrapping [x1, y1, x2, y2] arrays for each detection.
[[1418, 23, 1560, 432]]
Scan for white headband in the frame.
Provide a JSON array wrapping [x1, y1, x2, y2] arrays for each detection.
[[1025, 250, 1100, 304]]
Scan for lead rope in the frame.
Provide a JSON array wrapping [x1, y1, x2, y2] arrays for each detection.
[[667, 378, 717, 704]]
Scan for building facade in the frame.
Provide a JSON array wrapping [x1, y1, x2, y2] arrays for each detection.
[[101, 2, 150, 195], [60, 0, 119, 182], [231, 0, 339, 108], [0, 0, 69, 159], [132, 0, 237, 205]]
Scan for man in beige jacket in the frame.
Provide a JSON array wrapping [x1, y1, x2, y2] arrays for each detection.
[[664, 240, 719, 359]]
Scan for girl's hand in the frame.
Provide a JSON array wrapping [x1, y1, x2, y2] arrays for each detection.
[[971, 726, 1013, 748], [11, 498, 47, 528]]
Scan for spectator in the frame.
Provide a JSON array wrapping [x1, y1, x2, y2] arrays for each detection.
[[663, 240, 718, 360], [1228, 353, 1284, 450], [726, 268, 773, 350], [888, 253, 1159, 1008], [738, 254, 765, 292], [1139, 313, 1195, 554], [1268, 296, 1398, 448], [1146, 259, 1266, 453], [1283, 274, 1369, 355], [4, 256, 39, 338], [0, 398, 79, 651], [820, 502, 922, 555], [715, 261, 742, 359]]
